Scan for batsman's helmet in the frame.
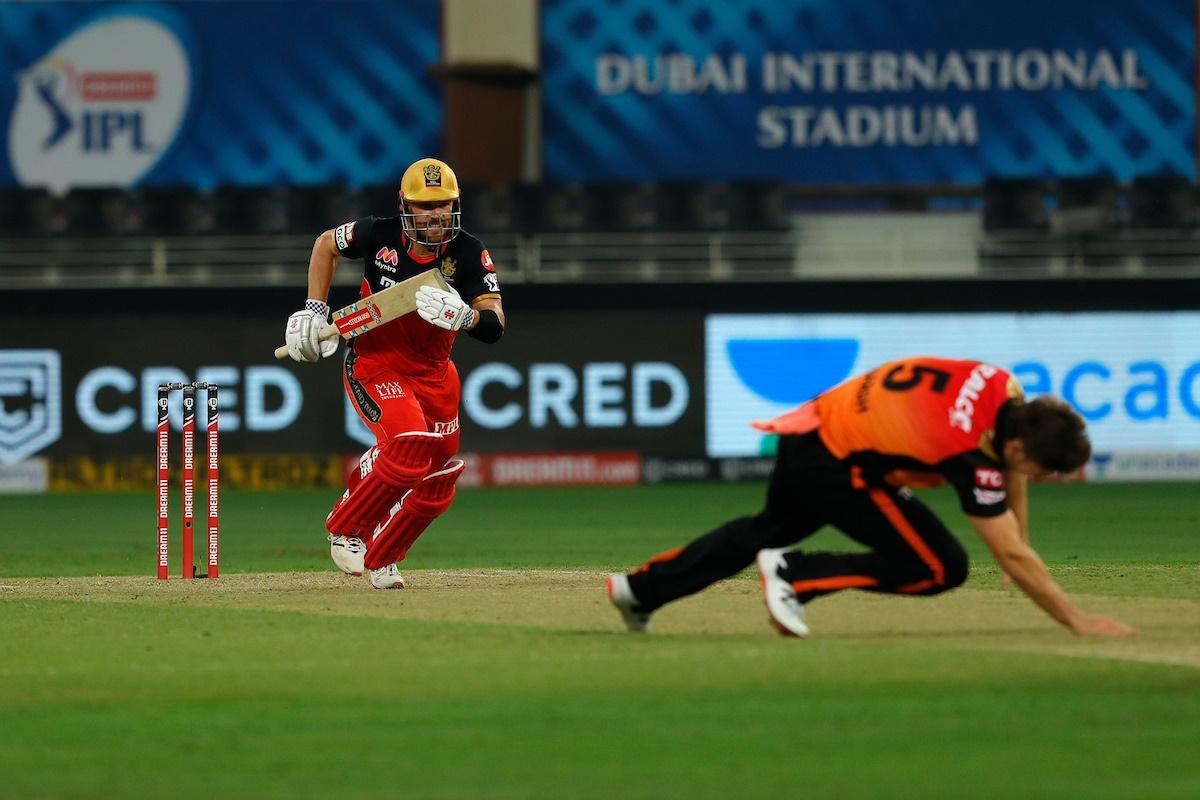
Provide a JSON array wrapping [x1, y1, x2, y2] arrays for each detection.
[[399, 157, 462, 246]]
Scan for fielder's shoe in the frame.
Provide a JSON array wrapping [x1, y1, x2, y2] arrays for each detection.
[[607, 573, 652, 632], [369, 563, 406, 590], [756, 548, 810, 638], [328, 534, 366, 576]]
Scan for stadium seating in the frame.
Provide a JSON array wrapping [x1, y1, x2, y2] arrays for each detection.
[[1130, 173, 1196, 229], [1053, 173, 1122, 235], [2, 177, 1197, 288], [982, 177, 1049, 232]]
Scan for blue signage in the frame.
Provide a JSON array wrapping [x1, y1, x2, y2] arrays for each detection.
[[0, 1, 441, 190], [706, 313, 1200, 457], [542, 0, 1196, 183]]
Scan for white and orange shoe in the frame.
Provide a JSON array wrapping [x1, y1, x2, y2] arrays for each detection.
[[369, 563, 406, 590], [607, 573, 652, 632], [756, 549, 810, 637], [328, 534, 366, 576]]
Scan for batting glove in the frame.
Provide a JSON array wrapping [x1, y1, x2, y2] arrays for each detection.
[[285, 300, 339, 362], [416, 285, 475, 332]]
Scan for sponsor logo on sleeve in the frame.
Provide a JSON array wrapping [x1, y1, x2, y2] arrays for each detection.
[[974, 467, 1003, 488], [973, 487, 1006, 505], [433, 417, 460, 435], [334, 222, 355, 250], [481, 249, 494, 270], [484, 272, 500, 292]]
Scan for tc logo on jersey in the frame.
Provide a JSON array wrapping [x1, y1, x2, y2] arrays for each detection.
[[441, 256, 457, 278], [974, 468, 1003, 488], [335, 222, 355, 250], [0, 350, 63, 464], [375, 247, 399, 267]]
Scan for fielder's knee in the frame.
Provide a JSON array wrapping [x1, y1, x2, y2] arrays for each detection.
[[903, 540, 969, 595], [940, 543, 969, 591]]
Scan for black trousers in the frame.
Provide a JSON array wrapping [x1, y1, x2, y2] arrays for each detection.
[[627, 433, 969, 612]]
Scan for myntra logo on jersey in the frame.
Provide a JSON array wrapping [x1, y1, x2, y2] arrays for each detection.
[[706, 313, 1200, 457], [7, 14, 192, 191]]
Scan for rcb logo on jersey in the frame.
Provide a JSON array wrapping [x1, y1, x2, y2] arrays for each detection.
[[440, 257, 457, 278]]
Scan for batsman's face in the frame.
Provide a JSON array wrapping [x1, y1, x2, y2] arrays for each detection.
[[409, 200, 453, 242]]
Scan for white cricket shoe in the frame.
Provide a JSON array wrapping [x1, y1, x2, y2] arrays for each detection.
[[607, 573, 652, 632], [369, 563, 406, 590], [756, 548, 810, 638], [328, 534, 366, 576]]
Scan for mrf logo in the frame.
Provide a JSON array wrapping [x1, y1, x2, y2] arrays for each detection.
[[0, 350, 63, 464]]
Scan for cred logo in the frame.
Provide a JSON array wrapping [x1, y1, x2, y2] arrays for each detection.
[[0, 350, 63, 463]]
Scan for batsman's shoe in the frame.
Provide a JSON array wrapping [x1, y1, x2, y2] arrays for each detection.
[[607, 573, 652, 632], [369, 563, 406, 590], [757, 549, 810, 638], [328, 534, 367, 576]]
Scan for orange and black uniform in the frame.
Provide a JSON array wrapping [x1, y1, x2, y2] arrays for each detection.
[[626, 357, 1024, 610]]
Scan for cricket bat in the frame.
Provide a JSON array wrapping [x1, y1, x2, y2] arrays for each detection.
[[274, 268, 450, 359]]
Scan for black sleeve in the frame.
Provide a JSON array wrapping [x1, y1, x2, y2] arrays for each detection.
[[331, 217, 375, 259], [940, 452, 1009, 518], [452, 238, 502, 304]]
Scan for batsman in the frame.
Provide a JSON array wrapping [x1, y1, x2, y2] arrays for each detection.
[[283, 157, 504, 588]]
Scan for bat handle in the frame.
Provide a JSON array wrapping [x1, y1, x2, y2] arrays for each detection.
[[273, 324, 340, 360]]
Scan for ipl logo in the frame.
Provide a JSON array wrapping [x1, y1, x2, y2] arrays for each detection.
[[7, 14, 191, 191], [0, 350, 63, 464]]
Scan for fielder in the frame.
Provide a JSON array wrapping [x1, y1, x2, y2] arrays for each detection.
[[608, 356, 1136, 638], [284, 157, 504, 588]]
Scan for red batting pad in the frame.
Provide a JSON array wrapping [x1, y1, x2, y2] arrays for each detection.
[[364, 460, 465, 569], [326, 431, 442, 535]]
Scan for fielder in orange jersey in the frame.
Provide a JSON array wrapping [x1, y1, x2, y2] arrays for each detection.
[[608, 356, 1136, 638], [283, 157, 504, 589]]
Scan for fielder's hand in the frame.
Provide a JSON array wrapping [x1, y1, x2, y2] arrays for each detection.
[[285, 301, 339, 362], [416, 285, 475, 332]]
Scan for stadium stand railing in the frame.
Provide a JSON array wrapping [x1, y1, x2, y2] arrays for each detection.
[[1, 178, 1197, 289]]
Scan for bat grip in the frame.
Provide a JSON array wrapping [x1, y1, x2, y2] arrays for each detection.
[[273, 324, 340, 360]]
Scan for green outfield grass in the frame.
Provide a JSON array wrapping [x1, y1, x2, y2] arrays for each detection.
[[2, 483, 1198, 799]]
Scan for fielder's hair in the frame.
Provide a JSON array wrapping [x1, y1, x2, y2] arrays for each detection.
[[1007, 396, 1091, 473]]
